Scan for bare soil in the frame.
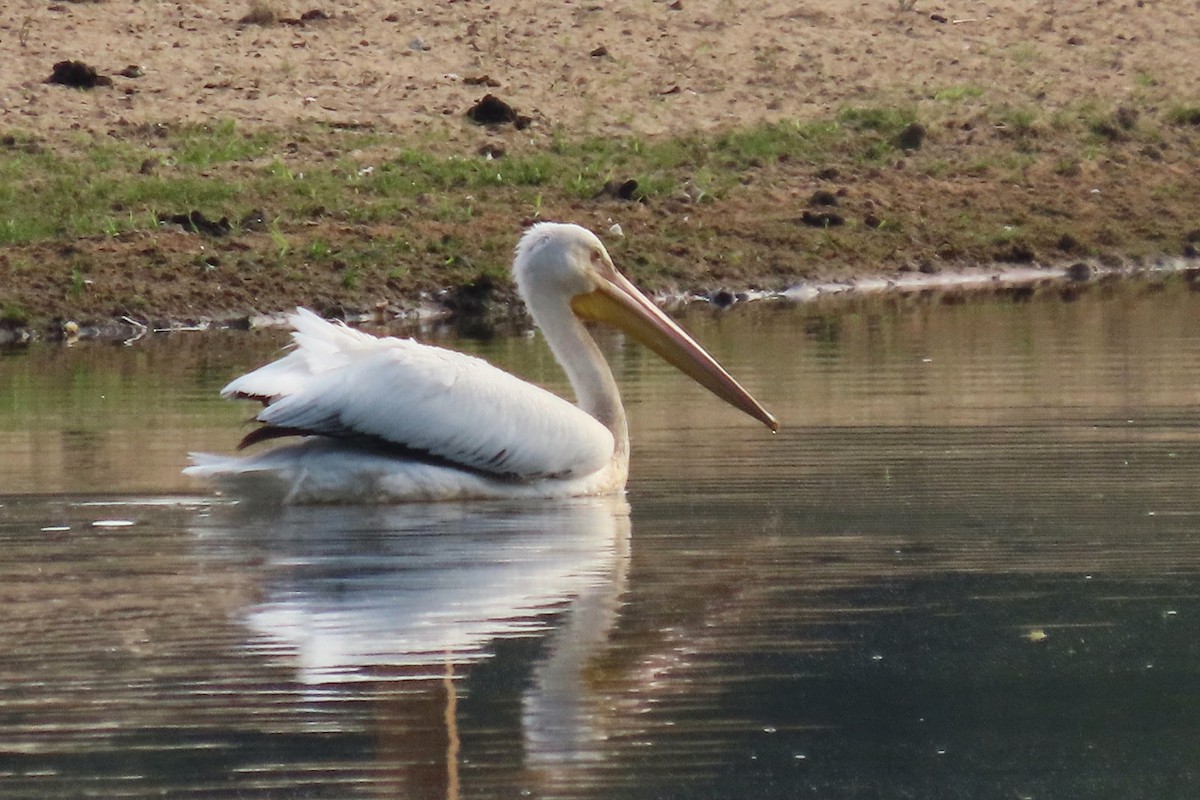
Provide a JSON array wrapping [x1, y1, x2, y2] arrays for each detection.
[[2, 0, 1199, 334]]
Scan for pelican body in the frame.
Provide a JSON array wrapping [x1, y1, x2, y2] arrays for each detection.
[[185, 223, 776, 503]]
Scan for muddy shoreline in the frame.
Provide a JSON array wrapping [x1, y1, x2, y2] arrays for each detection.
[[6, 258, 1196, 346]]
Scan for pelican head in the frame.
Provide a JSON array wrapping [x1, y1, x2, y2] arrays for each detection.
[[513, 222, 778, 432]]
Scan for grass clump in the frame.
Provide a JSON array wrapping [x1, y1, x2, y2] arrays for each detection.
[[1, 304, 29, 327], [1165, 104, 1200, 126], [933, 85, 985, 103], [837, 105, 917, 135], [239, 1, 277, 26]]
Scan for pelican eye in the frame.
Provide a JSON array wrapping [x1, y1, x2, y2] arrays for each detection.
[[589, 248, 604, 266]]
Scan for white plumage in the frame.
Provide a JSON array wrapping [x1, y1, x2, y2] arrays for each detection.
[[185, 223, 776, 503]]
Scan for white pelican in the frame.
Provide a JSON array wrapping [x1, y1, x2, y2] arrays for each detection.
[[185, 222, 777, 503]]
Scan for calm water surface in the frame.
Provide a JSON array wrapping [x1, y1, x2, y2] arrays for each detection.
[[2, 282, 1200, 798]]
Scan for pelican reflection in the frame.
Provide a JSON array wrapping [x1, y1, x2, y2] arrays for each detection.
[[197, 496, 630, 799]]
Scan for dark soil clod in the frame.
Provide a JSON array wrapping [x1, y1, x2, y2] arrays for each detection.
[[277, 9, 333, 25], [616, 179, 639, 201], [996, 242, 1037, 264], [441, 274, 498, 319], [239, 209, 268, 231], [896, 122, 927, 150], [478, 142, 506, 159], [597, 179, 643, 202], [1184, 229, 1200, 257], [800, 210, 845, 228], [157, 210, 233, 237], [1065, 262, 1093, 282], [808, 189, 839, 207], [467, 94, 517, 126], [1, 135, 43, 154], [1057, 233, 1081, 253], [47, 60, 112, 89], [709, 290, 737, 308]]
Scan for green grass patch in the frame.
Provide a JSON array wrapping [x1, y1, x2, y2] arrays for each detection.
[[932, 85, 985, 103], [170, 120, 276, 167], [837, 105, 917, 134], [1, 303, 29, 326], [1165, 104, 1200, 126], [4, 116, 891, 248]]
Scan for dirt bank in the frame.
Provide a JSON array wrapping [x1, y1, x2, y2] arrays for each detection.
[[1, 0, 1198, 336]]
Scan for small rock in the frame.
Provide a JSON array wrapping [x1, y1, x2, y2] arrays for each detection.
[[590, 45, 609, 57], [464, 75, 501, 87], [808, 189, 838, 207], [1066, 35, 1084, 45], [660, 84, 681, 95], [669, 0, 683, 9], [118, 64, 144, 79], [863, 213, 882, 229], [930, 13, 948, 23]]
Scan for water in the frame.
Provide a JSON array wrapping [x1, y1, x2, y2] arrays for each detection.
[[2, 280, 1200, 798]]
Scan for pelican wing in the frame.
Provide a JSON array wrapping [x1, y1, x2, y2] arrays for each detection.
[[223, 309, 381, 403], [228, 310, 615, 480]]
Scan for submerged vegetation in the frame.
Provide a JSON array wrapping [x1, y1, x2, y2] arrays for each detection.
[[1, 89, 1198, 331]]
